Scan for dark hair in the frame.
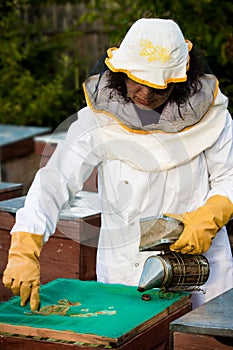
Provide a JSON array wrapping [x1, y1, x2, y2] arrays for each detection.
[[106, 46, 210, 108]]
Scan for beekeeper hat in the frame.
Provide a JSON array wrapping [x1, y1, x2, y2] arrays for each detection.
[[105, 18, 192, 89]]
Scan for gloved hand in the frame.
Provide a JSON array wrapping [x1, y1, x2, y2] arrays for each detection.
[[165, 195, 233, 254], [3, 231, 43, 311]]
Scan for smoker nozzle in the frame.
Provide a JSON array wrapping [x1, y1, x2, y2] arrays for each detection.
[[138, 255, 171, 292]]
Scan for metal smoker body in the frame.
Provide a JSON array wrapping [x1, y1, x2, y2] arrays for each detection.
[[138, 215, 210, 293]]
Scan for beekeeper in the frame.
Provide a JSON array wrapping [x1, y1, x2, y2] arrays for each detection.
[[3, 18, 233, 311]]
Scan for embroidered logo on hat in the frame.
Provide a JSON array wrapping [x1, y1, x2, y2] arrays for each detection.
[[140, 39, 171, 63]]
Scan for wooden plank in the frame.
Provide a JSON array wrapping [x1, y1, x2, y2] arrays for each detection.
[[0, 334, 168, 350], [40, 235, 81, 284], [0, 228, 11, 249], [2, 153, 40, 194], [0, 212, 16, 230], [0, 227, 14, 301], [0, 139, 34, 161], [0, 324, 116, 346], [173, 332, 233, 350], [0, 247, 10, 272], [40, 234, 80, 265], [0, 228, 11, 273], [0, 225, 12, 301], [0, 276, 14, 301], [0, 189, 23, 201], [226, 220, 233, 253], [80, 244, 97, 280], [0, 335, 109, 350]]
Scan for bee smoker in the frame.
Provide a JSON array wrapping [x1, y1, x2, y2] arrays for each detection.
[[138, 215, 210, 294]]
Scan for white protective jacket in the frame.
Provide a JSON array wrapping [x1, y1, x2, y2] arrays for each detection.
[[12, 73, 233, 308]]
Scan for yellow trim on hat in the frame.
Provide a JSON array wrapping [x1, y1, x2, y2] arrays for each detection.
[[105, 39, 193, 89], [185, 39, 192, 72]]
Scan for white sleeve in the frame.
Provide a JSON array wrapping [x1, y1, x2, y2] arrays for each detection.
[[12, 109, 102, 240], [205, 112, 233, 202]]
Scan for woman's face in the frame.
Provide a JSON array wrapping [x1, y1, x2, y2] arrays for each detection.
[[125, 77, 174, 110]]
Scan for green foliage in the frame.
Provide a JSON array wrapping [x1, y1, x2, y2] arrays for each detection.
[[80, 0, 233, 113], [0, 0, 232, 128], [0, 0, 85, 128]]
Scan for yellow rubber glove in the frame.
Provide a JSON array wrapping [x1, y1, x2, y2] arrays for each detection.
[[3, 231, 43, 311], [166, 195, 233, 254]]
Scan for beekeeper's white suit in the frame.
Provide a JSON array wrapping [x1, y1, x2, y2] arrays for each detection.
[[3, 18, 233, 310]]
